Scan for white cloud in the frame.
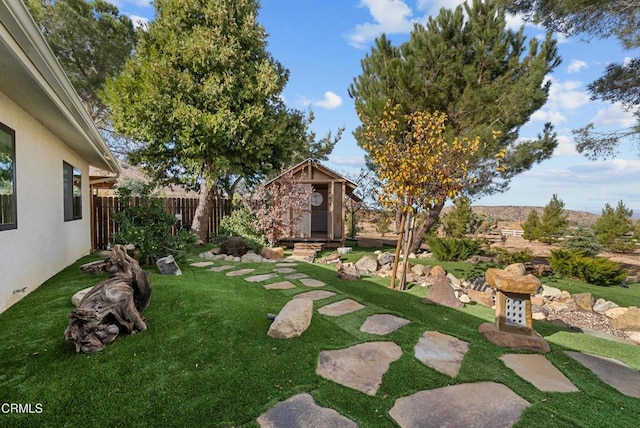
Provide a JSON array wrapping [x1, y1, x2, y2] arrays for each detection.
[[531, 109, 567, 124], [314, 91, 343, 110], [567, 59, 588, 74], [591, 103, 637, 128], [546, 78, 591, 110], [129, 15, 149, 29], [553, 134, 578, 156], [112, 0, 152, 8], [346, 0, 416, 48], [328, 155, 366, 167]]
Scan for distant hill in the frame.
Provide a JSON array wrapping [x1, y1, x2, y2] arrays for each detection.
[[441, 205, 600, 229]]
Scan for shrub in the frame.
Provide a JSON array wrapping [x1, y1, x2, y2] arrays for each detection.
[[113, 184, 196, 264], [562, 227, 602, 257], [218, 200, 267, 253], [427, 237, 481, 262], [490, 247, 533, 265], [549, 249, 627, 287], [375, 211, 392, 236]]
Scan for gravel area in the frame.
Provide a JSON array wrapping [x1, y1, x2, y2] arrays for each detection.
[[546, 309, 628, 338]]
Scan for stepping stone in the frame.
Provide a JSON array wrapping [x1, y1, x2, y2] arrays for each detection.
[[257, 393, 357, 428], [389, 382, 529, 428], [360, 314, 410, 336], [318, 299, 365, 317], [293, 290, 336, 301], [501, 354, 579, 392], [414, 331, 469, 377], [190, 261, 214, 268], [268, 299, 313, 339], [565, 351, 640, 398], [275, 262, 297, 267], [264, 281, 296, 290], [274, 267, 297, 274], [209, 265, 235, 272], [317, 342, 402, 395], [300, 278, 325, 288], [226, 268, 255, 277], [285, 273, 309, 280], [245, 273, 279, 283]]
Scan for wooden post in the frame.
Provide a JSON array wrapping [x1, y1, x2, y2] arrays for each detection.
[[389, 211, 406, 289], [399, 212, 414, 291]]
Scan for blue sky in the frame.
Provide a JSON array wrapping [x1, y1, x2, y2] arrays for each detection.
[[113, 0, 640, 214]]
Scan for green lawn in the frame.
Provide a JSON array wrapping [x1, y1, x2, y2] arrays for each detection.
[[0, 247, 639, 427]]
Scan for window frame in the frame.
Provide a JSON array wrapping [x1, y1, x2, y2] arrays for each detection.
[[63, 161, 82, 222], [0, 121, 17, 231]]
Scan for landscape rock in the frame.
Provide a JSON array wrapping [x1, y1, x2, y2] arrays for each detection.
[[355, 255, 378, 274], [486, 268, 541, 294], [539, 284, 563, 299], [593, 298, 619, 314], [573, 292, 594, 312], [530, 295, 545, 306], [610, 308, 640, 331], [467, 289, 495, 307], [337, 262, 360, 280], [500, 354, 578, 392], [447, 272, 462, 288], [337, 247, 352, 255], [261, 247, 284, 260], [566, 351, 640, 398], [504, 263, 527, 277], [429, 265, 446, 278], [318, 299, 365, 317], [626, 331, 640, 345], [605, 307, 629, 319], [257, 393, 357, 428], [316, 342, 402, 395], [359, 314, 410, 335], [71, 286, 94, 307], [546, 299, 577, 313], [411, 264, 427, 276], [414, 331, 469, 377], [293, 290, 337, 301], [221, 236, 247, 257], [198, 251, 216, 261], [459, 294, 471, 304], [156, 255, 182, 275], [532, 312, 547, 321], [478, 322, 550, 353], [267, 299, 313, 339], [423, 276, 464, 308], [377, 252, 395, 266], [241, 251, 263, 263]]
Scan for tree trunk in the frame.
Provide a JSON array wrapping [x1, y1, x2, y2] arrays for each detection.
[[389, 212, 407, 289], [408, 201, 446, 254], [191, 172, 217, 243]]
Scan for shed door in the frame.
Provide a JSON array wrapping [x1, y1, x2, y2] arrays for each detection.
[[310, 187, 327, 236]]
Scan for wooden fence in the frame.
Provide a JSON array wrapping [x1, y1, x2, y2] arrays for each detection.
[[92, 195, 232, 250]]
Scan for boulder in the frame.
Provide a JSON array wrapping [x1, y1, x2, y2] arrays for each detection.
[[572, 292, 594, 312], [337, 262, 360, 280], [610, 308, 640, 331], [485, 268, 541, 295], [411, 264, 427, 276], [478, 322, 550, 353], [221, 236, 247, 257], [267, 299, 313, 339], [156, 255, 182, 275], [261, 247, 284, 260], [377, 252, 395, 266], [546, 299, 577, 313], [423, 277, 464, 308], [530, 295, 545, 307], [447, 272, 462, 288], [467, 289, 495, 307], [71, 286, 94, 307], [241, 251, 263, 263], [539, 284, 563, 299], [355, 255, 378, 274], [593, 298, 619, 315], [504, 263, 527, 277], [605, 307, 629, 319], [198, 251, 217, 261], [429, 265, 446, 278]]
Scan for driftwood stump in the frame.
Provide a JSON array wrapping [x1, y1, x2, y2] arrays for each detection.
[[64, 245, 152, 353]]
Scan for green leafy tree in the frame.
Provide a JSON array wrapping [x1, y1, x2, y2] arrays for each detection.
[[593, 200, 636, 252], [504, 0, 640, 159], [26, 0, 137, 151], [539, 194, 568, 243], [104, 0, 304, 242], [522, 209, 541, 241], [349, 0, 560, 253]]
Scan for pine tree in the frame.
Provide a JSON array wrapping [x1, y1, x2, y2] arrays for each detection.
[[593, 200, 636, 252], [442, 198, 482, 238], [522, 209, 541, 242], [539, 194, 568, 243]]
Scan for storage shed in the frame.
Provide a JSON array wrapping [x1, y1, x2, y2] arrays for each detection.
[[265, 158, 359, 246]]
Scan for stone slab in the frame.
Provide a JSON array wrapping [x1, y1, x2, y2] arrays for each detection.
[[208, 265, 235, 272], [565, 351, 640, 398], [478, 322, 550, 353], [501, 354, 579, 392], [267, 299, 313, 339], [274, 267, 297, 274], [389, 382, 529, 428], [245, 273, 279, 283], [316, 342, 402, 395], [264, 281, 297, 290], [414, 331, 469, 377], [423, 277, 463, 308], [226, 268, 256, 277], [257, 393, 357, 428], [300, 278, 326, 288], [293, 290, 337, 301], [360, 314, 411, 336], [275, 262, 298, 267], [318, 299, 365, 317], [285, 273, 309, 280], [190, 261, 214, 268]]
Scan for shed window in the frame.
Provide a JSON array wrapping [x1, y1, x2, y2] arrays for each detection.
[[63, 161, 82, 221], [0, 122, 17, 230]]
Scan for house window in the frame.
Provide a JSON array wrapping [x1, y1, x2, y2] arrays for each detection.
[[63, 161, 82, 221], [0, 122, 17, 231]]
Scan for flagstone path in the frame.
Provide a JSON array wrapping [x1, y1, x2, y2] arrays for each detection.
[[190, 259, 640, 427]]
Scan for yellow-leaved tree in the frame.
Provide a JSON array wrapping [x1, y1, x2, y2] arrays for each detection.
[[363, 102, 500, 289]]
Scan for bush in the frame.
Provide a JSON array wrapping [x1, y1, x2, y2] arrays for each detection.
[[427, 237, 481, 262], [549, 249, 627, 287], [562, 227, 602, 257], [113, 184, 196, 264], [218, 200, 267, 253], [490, 247, 533, 265]]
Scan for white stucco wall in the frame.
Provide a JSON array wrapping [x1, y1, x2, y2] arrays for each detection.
[[0, 90, 91, 313]]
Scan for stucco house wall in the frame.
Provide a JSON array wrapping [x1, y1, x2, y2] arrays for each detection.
[[0, 1, 119, 313]]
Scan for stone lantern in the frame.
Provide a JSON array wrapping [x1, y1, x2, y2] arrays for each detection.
[[479, 264, 550, 353]]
